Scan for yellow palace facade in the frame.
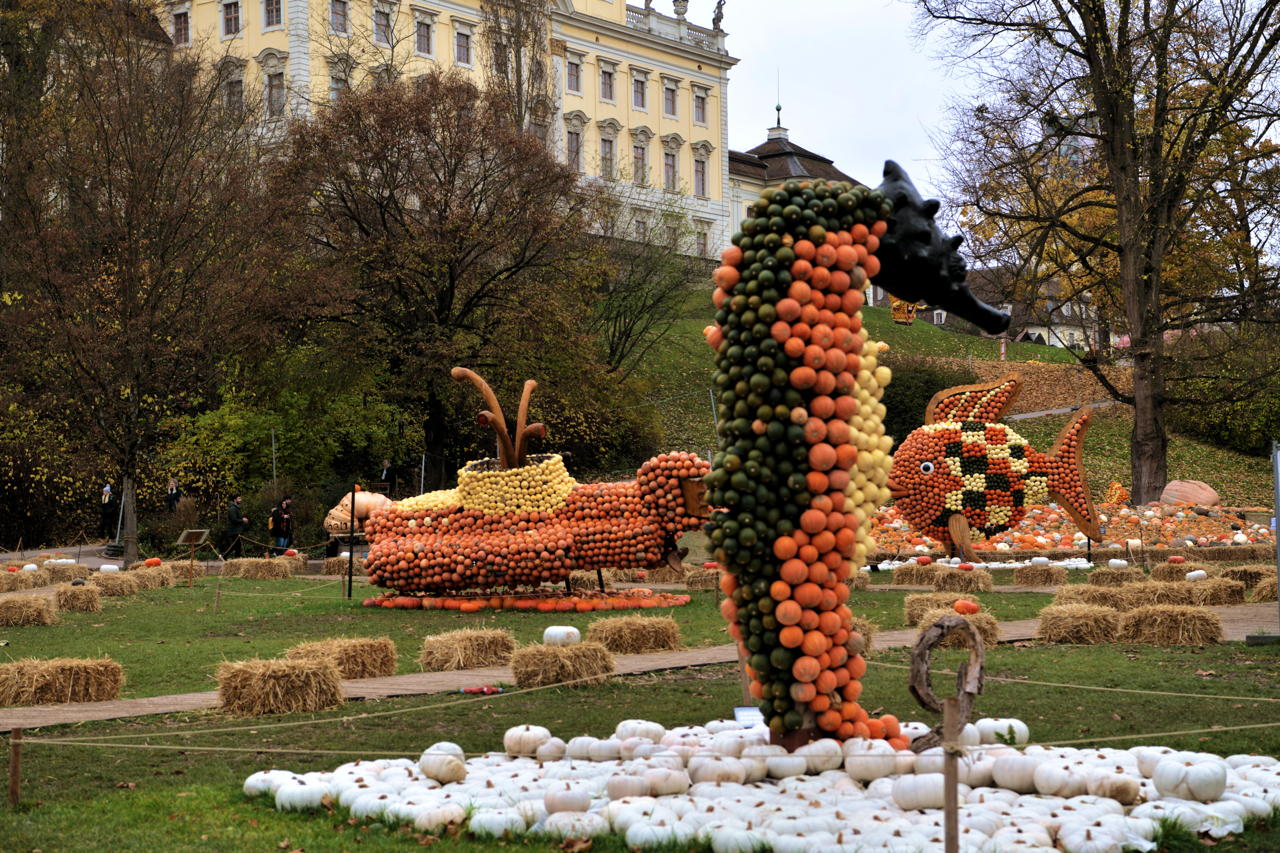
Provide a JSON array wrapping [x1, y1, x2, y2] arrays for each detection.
[[172, 0, 738, 253]]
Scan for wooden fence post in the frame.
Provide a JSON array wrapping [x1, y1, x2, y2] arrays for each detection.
[[8, 728, 21, 808], [942, 697, 960, 853]]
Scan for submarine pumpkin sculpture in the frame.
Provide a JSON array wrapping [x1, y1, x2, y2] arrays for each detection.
[[887, 374, 1102, 562]]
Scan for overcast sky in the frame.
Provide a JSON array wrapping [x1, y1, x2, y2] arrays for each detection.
[[679, 0, 968, 198]]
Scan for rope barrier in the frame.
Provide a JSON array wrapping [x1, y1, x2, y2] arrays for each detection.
[[866, 660, 1280, 704]]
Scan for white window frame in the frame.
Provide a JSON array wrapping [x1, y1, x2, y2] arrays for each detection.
[[693, 85, 709, 125], [632, 143, 647, 185], [566, 129, 582, 172], [693, 156, 707, 197], [933, 310, 948, 325], [694, 221, 711, 257], [256, 48, 289, 119], [262, 0, 283, 31], [330, 0, 349, 35], [661, 75, 681, 118], [410, 6, 436, 56], [221, 0, 242, 38], [663, 151, 678, 191], [451, 17, 475, 67], [630, 66, 649, 111], [599, 59, 617, 103], [565, 51, 584, 94], [600, 137, 615, 179], [171, 4, 191, 46], [372, 3, 394, 46]]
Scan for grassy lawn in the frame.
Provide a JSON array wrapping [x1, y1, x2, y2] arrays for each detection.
[[0, 579, 1060, 697], [861, 305, 1077, 364], [1016, 406, 1274, 507], [3, 642, 1279, 851]]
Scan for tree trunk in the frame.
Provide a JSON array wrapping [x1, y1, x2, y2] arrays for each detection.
[[1129, 348, 1168, 503], [121, 474, 139, 565]]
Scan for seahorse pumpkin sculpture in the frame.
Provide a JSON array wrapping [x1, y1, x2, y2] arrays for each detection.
[[705, 163, 1011, 742], [363, 370, 709, 595]]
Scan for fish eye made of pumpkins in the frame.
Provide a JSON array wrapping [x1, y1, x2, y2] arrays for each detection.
[[704, 179, 888, 733]]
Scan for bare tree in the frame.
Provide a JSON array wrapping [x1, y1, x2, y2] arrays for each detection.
[[921, 0, 1280, 500], [3, 3, 305, 561], [481, 0, 553, 134]]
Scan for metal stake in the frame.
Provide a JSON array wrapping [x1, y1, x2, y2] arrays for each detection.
[[347, 485, 356, 600]]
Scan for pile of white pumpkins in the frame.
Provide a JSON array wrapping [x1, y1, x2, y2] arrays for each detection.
[[244, 716, 1280, 852]]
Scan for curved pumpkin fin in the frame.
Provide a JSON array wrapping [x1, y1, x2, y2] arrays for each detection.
[[1046, 407, 1102, 541], [925, 373, 1022, 424]]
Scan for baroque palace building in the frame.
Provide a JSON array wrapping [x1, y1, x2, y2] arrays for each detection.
[[172, 0, 737, 254]]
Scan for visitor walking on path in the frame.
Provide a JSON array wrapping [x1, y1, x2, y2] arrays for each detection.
[[165, 479, 183, 512], [98, 484, 116, 540], [226, 495, 249, 558], [270, 496, 293, 555]]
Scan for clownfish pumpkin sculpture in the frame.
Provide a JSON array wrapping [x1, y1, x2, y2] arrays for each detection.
[[886, 374, 1101, 561]]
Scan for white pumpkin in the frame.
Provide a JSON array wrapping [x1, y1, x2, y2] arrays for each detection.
[[1085, 768, 1141, 804], [643, 768, 691, 796], [616, 719, 667, 742], [535, 737, 566, 762], [992, 754, 1045, 793], [588, 738, 623, 762], [1185, 569, 1208, 581], [542, 625, 581, 646], [843, 738, 897, 782], [892, 773, 948, 810], [704, 719, 744, 734], [796, 738, 844, 773], [708, 826, 766, 852], [413, 802, 466, 831], [688, 755, 748, 785], [975, 717, 1031, 745], [1152, 757, 1228, 801], [565, 736, 599, 761], [606, 774, 651, 800], [418, 745, 466, 784], [900, 721, 932, 742], [619, 737, 653, 760], [626, 818, 693, 848], [244, 769, 295, 797], [21, 563, 38, 572], [544, 785, 592, 814], [1132, 746, 1175, 777], [503, 724, 551, 757], [914, 747, 945, 774], [543, 811, 609, 838], [765, 754, 809, 779], [1033, 761, 1088, 797], [468, 809, 525, 838], [98, 564, 120, 573], [274, 779, 326, 811], [1108, 558, 1128, 569]]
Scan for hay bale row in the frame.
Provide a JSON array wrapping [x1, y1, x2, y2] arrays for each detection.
[[88, 573, 141, 596], [849, 616, 877, 656], [510, 642, 615, 688], [684, 568, 720, 590], [41, 563, 88, 583], [873, 543, 1276, 565], [1189, 578, 1246, 606], [586, 616, 680, 653], [1037, 604, 1120, 644], [917, 608, 1000, 649], [1130, 581, 1197, 606], [1253, 576, 1278, 603], [418, 629, 515, 672], [1052, 585, 1134, 611], [1150, 561, 1213, 582], [1013, 564, 1068, 586], [645, 563, 688, 584], [321, 556, 366, 576], [216, 658, 344, 716], [934, 568, 994, 593], [568, 569, 613, 591], [1118, 605, 1221, 645], [222, 558, 295, 580], [892, 563, 939, 585], [285, 636, 397, 680], [133, 566, 175, 590], [849, 570, 870, 592], [130, 560, 205, 580], [0, 657, 123, 706], [609, 567, 644, 583], [904, 592, 980, 626], [55, 583, 101, 612], [1218, 565, 1276, 589], [0, 596, 57, 626], [0, 572, 37, 593], [1088, 567, 1146, 586]]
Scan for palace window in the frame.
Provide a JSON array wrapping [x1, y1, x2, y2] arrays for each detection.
[[263, 0, 282, 28], [330, 0, 348, 33], [566, 130, 582, 171], [222, 1, 241, 36]]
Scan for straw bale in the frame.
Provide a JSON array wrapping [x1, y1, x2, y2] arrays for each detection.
[[569, 569, 613, 591], [1150, 561, 1213, 582], [0, 657, 123, 705], [1013, 564, 1068, 586], [0, 596, 57, 626], [904, 593, 980, 626], [849, 616, 876, 656], [1037, 604, 1120, 644], [510, 642, 615, 688], [1118, 605, 1221, 645], [684, 568, 719, 590], [849, 570, 870, 592], [87, 573, 141, 596], [917, 608, 1000, 649], [1251, 575, 1277, 602], [216, 658, 344, 716], [610, 567, 644, 583], [418, 629, 516, 672], [322, 556, 366, 576], [934, 568, 993, 593], [893, 563, 939, 585], [55, 583, 101, 612], [1188, 578, 1246, 606], [1088, 567, 1146, 586], [222, 558, 295, 580], [585, 616, 680, 653], [0, 572, 35, 593], [1122, 581, 1196, 606], [1054, 581, 1136, 607], [135, 565, 175, 588], [285, 636, 397, 680], [1218, 565, 1275, 589], [41, 563, 87, 583], [645, 562, 689, 584], [279, 554, 307, 574]]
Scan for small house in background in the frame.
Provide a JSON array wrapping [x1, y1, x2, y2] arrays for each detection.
[[728, 120, 861, 227]]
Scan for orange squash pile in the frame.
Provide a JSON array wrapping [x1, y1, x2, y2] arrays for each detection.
[[363, 452, 708, 596], [703, 179, 900, 745], [363, 588, 690, 611]]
